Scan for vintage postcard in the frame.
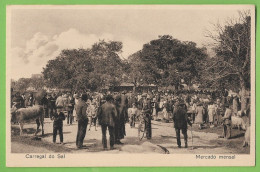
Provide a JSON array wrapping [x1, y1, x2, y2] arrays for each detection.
[[6, 5, 255, 167]]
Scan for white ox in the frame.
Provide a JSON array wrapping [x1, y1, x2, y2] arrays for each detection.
[[11, 105, 44, 136], [231, 116, 246, 130]]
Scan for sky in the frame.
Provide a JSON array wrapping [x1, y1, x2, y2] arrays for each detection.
[[8, 5, 251, 80]]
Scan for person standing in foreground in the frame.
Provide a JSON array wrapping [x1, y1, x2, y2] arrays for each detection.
[[52, 106, 65, 144], [97, 95, 117, 150], [219, 104, 232, 139], [75, 94, 88, 149], [114, 95, 128, 144], [173, 100, 192, 148]]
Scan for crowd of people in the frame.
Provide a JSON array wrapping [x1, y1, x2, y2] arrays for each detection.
[[11, 88, 251, 150]]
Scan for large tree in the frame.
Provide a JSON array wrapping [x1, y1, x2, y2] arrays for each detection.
[[128, 35, 207, 90], [90, 40, 125, 89], [43, 48, 93, 91], [43, 40, 125, 92], [203, 11, 251, 110]]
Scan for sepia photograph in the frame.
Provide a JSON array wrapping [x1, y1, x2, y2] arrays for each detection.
[[6, 5, 255, 167]]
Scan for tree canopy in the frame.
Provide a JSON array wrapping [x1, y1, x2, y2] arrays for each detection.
[[127, 35, 208, 89], [42, 40, 125, 92], [11, 76, 45, 92]]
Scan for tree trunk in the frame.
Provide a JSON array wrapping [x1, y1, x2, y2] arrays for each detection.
[[240, 76, 247, 112]]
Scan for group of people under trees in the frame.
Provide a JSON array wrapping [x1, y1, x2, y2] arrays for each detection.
[[11, 88, 250, 150]]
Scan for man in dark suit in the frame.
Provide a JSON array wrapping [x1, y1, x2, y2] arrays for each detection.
[[75, 94, 88, 149], [97, 95, 117, 150], [173, 100, 192, 148], [114, 94, 128, 144]]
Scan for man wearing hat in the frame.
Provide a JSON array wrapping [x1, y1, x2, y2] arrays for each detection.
[[219, 104, 232, 139], [75, 93, 88, 149], [52, 105, 65, 144], [173, 100, 192, 148], [97, 95, 117, 150]]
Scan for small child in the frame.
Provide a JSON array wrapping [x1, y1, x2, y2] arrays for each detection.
[[129, 103, 138, 128], [52, 106, 65, 144]]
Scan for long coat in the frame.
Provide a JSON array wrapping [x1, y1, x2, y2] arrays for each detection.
[[75, 99, 88, 121], [208, 105, 216, 123], [173, 104, 191, 129], [115, 96, 128, 139], [195, 106, 205, 124], [97, 102, 117, 127]]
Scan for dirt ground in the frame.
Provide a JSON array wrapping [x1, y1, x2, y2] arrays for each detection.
[[11, 119, 250, 154]]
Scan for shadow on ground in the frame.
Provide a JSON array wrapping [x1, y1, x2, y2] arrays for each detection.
[[11, 126, 72, 153]]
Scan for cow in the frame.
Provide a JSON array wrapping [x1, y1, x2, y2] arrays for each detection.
[[11, 105, 44, 136], [231, 116, 246, 130]]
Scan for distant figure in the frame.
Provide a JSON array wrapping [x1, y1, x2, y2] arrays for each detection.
[[208, 102, 217, 125], [12, 92, 23, 109], [56, 93, 65, 110], [42, 93, 49, 118], [129, 103, 138, 128], [216, 98, 224, 125], [21, 93, 26, 108], [97, 95, 117, 150], [140, 94, 152, 139], [47, 93, 56, 119], [87, 99, 98, 131], [173, 100, 192, 148], [67, 93, 75, 125], [195, 103, 205, 129], [25, 93, 35, 107]]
